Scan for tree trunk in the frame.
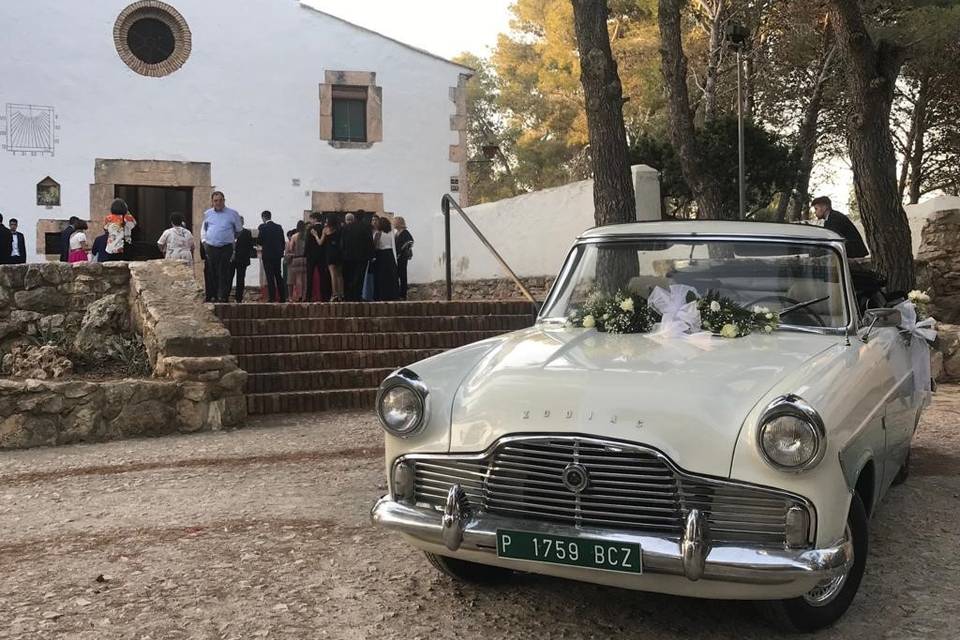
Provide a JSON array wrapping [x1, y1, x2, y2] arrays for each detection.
[[908, 79, 930, 205], [570, 0, 637, 227], [897, 120, 917, 201], [659, 0, 727, 220], [702, 0, 725, 124], [786, 45, 836, 223], [828, 0, 914, 292]]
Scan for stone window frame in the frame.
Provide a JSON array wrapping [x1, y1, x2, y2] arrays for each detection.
[[320, 71, 383, 150], [114, 1, 192, 78]]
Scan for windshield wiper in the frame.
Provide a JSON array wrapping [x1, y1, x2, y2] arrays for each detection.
[[538, 317, 569, 328], [779, 296, 830, 317]]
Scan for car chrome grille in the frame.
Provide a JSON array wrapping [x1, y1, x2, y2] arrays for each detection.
[[406, 436, 807, 546]]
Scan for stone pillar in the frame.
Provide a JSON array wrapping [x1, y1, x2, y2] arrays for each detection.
[[449, 73, 471, 207], [632, 165, 662, 221], [917, 209, 960, 323]]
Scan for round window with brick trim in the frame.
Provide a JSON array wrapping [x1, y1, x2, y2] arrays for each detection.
[[114, 1, 191, 77]]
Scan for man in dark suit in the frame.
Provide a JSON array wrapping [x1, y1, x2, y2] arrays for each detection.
[[0, 213, 12, 264], [232, 217, 255, 303], [257, 210, 287, 303], [59, 216, 79, 262], [812, 196, 869, 259], [8, 218, 26, 264], [341, 210, 375, 301]]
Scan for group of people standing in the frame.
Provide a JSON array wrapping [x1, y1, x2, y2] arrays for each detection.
[[54, 200, 139, 264], [0, 213, 27, 264], [2, 192, 415, 305], [270, 209, 413, 303]]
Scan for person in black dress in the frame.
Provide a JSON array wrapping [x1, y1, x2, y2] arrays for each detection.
[[373, 216, 401, 301], [305, 212, 329, 302], [320, 216, 344, 301], [393, 216, 414, 300]]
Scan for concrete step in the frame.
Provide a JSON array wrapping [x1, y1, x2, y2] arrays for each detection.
[[222, 314, 532, 336], [246, 368, 394, 394], [236, 348, 446, 373], [231, 330, 503, 355], [246, 388, 378, 415], [214, 300, 536, 320]]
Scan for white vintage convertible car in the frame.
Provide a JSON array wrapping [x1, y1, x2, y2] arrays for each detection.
[[371, 222, 926, 631]]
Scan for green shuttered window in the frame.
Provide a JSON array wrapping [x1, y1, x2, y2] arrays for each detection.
[[332, 97, 367, 143]]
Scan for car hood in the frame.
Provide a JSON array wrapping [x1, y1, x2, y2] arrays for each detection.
[[449, 327, 841, 477]]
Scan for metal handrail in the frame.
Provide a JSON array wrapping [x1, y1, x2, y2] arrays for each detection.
[[440, 194, 538, 309]]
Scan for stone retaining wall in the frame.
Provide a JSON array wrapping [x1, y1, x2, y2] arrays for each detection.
[[0, 261, 246, 449], [0, 262, 130, 351], [917, 209, 960, 323], [407, 276, 555, 302]]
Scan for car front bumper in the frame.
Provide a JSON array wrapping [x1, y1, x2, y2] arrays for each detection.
[[371, 490, 853, 601]]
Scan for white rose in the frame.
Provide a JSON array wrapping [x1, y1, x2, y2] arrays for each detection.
[[710, 301, 721, 312], [764, 325, 773, 333], [765, 312, 774, 320], [720, 323, 739, 338], [582, 315, 596, 328], [620, 298, 635, 312], [752, 305, 762, 314], [908, 290, 923, 301]]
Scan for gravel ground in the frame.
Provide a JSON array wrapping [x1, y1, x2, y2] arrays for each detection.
[[1, 388, 959, 640]]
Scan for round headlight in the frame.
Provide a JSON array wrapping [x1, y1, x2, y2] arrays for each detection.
[[377, 384, 424, 437], [757, 395, 825, 472]]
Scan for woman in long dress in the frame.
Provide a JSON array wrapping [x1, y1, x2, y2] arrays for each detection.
[[287, 220, 308, 302], [373, 216, 401, 301], [157, 213, 195, 264]]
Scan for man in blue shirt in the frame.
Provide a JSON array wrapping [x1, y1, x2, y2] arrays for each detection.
[[202, 191, 242, 303]]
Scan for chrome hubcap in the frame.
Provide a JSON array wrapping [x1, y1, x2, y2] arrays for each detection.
[[803, 525, 853, 607]]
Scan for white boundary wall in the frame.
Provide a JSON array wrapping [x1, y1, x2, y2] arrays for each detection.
[[850, 195, 960, 256], [431, 165, 661, 281]]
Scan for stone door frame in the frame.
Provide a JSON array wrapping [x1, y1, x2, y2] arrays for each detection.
[[305, 191, 384, 220], [90, 158, 212, 276]]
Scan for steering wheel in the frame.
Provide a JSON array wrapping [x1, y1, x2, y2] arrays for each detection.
[[745, 295, 826, 328]]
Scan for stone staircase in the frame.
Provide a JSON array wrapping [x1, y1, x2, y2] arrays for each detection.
[[213, 301, 536, 415]]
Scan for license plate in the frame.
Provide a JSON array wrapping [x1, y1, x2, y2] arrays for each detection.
[[496, 530, 641, 574]]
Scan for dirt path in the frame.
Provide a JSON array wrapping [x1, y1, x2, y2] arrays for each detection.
[[1, 391, 959, 639]]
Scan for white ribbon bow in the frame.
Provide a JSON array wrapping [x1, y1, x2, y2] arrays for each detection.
[[895, 300, 938, 396], [649, 285, 702, 336]]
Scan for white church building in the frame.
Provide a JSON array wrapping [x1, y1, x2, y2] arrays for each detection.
[[0, 0, 472, 282]]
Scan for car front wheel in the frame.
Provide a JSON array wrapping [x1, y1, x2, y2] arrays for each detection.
[[759, 493, 869, 632], [424, 552, 513, 584]]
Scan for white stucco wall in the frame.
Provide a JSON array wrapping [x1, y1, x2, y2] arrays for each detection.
[[0, 0, 467, 282], [850, 195, 960, 257], [432, 165, 662, 281]]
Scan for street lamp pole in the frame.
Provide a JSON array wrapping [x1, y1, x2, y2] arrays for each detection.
[[725, 22, 749, 220], [736, 48, 746, 220]]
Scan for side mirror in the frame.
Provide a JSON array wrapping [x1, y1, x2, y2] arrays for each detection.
[[860, 308, 902, 342]]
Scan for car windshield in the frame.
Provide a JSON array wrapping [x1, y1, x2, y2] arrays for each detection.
[[542, 239, 848, 330]]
